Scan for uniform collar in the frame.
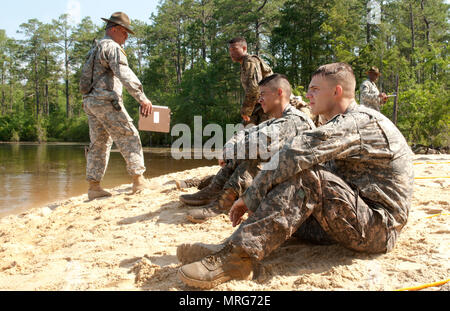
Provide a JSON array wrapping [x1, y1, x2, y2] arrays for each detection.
[[345, 100, 359, 113], [282, 103, 292, 116]]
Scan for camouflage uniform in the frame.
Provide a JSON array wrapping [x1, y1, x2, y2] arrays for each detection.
[[194, 96, 316, 191], [360, 79, 383, 111], [214, 104, 315, 196], [230, 102, 414, 260], [83, 35, 148, 182], [240, 55, 273, 125]]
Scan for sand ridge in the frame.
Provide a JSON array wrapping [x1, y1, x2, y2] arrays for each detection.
[[0, 155, 448, 291]]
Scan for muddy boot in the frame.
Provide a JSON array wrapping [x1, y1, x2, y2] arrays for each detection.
[[176, 242, 224, 265], [185, 188, 238, 223], [88, 181, 112, 200], [178, 243, 254, 289], [197, 175, 214, 190], [185, 200, 222, 224], [179, 182, 223, 206], [132, 175, 158, 193], [176, 175, 214, 190], [176, 178, 201, 190]]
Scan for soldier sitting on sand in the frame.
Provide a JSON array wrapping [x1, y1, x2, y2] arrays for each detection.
[[176, 63, 414, 289], [179, 74, 316, 224], [172, 94, 315, 192]]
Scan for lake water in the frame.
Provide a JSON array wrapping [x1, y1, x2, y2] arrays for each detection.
[[0, 143, 215, 218]]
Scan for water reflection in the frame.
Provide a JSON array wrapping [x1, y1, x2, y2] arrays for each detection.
[[0, 143, 215, 217]]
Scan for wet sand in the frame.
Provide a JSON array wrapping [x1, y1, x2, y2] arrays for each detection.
[[0, 154, 448, 291]]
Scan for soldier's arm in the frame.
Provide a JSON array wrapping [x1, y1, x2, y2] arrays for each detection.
[[241, 114, 362, 212], [241, 60, 260, 117], [360, 82, 381, 106], [223, 122, 265, 161], [106, 46, 148, 103], [223, 118, 286, 162]]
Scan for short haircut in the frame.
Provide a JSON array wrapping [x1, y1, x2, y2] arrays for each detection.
[[228, 37, 247, 46], [259, 74, 292, 99], [312, 62, 356, 97]]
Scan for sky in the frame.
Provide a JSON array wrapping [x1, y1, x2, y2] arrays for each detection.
[[0, 0, 160, 39]]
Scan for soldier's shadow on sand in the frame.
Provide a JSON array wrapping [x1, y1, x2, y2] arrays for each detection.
[[254, 238, 382, 285], [128, 239, 381, 291], [116, 200, 193, 225], [120, 254, 189, 291]]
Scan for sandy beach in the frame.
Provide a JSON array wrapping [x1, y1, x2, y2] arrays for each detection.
[[0, 154, 448, 291]]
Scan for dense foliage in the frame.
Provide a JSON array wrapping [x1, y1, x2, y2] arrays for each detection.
[[0, 0, 448, 147]]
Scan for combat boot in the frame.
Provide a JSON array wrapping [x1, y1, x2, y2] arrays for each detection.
[[178, 243, 254, 289], [175, 175, 214, 190], [179, 182, 223, 206], [186, 200, 222, 223], [176, 178, 202, 190], [185, 188, 238, 223], [177, 242, 224, 265], [132, 175, 159, 193], [88, 181, 112, 200]]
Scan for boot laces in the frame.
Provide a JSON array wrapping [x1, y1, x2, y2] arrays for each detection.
[[203, 243, 233, 266]]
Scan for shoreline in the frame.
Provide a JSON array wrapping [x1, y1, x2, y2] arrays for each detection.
[[0, 155, 448, 291]]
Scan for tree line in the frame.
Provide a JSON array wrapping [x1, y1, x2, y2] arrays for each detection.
[[0, 0, 448, 148]]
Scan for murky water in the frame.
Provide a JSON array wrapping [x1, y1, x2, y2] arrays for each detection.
[[0, 143, 215, 218]]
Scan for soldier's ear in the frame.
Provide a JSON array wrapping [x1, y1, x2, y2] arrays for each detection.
[[335, 85, 343, 97], [277, 88, 283, 97]]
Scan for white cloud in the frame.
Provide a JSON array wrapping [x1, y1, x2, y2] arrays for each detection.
[[66, 0, 82, 25]]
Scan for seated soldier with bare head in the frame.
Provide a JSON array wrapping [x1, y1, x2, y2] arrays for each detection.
[[177, 62, 414, 289], [181, 74, 316, 223]]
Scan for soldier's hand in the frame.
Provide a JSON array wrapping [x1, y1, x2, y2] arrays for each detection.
[[379, 93, 388, 101], [229, 198, 249, 227], [140, 99, 153, 117]]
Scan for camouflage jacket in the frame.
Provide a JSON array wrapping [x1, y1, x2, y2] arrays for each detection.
[[360, 79, 382, 111], [242, 102, 414, 236], [223, 104, 315, 163], [84, 35, 147, 104], [240, 54, 273, 117]]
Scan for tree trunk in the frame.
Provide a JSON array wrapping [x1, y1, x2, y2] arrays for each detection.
[[420, 0, 430, 45], [1, 69, 5, 115], [409, 3, 415, 66], [392, 74, 400, 125], [201, 3, 207, 60], [65, 37, 70, 118], [34, 52, 40, 117], [44, 55, 49, 116], [9, 82, 13, 112], [255, 20, 260, 56]]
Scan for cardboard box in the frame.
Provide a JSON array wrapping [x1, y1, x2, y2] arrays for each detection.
[[138, 105, 171, 133]]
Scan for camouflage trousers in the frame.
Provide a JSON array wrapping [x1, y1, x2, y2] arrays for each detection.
[[208, 160, 261, 196], [230, 166, 394, 261], [83, 97, 146, 182], [223, 160, 261, 196]]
